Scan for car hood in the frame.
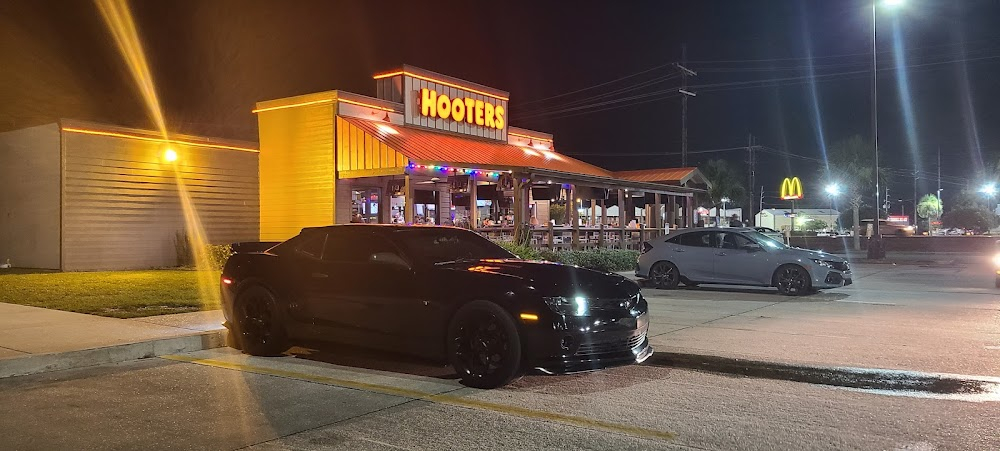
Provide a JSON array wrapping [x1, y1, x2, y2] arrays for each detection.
[[438, 259, 638, 298], [781, 247, 846, 262]]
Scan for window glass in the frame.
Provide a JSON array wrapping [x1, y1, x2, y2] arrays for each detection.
[[677, 231, 714, 248], [295, 232, 327, 259], [721, 232, 753, 249], [392, 228, 514, 264], [323, 230, 400, 263]]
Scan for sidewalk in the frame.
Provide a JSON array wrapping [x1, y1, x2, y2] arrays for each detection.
[[0, 303, 226, 378]]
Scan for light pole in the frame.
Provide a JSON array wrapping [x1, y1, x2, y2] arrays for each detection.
[[825, 183, 841, 231], [870, 0, 905, 258], [721, 197, 731, 226]]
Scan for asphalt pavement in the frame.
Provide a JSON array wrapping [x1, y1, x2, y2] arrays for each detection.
[[2, 261, 999, 450]]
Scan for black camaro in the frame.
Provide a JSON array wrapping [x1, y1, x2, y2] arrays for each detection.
[[220, 225, 652, 389]]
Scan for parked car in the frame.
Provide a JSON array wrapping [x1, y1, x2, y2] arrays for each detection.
[[754, 226, 786, 243], [636, 227, 851, 295], [221, 225, 652, 389]]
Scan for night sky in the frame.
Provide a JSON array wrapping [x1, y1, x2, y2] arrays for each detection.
[[3, 0, 999, 210]]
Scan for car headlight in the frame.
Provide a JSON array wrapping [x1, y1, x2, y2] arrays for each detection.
[[543, 296, 589, 316], [992, 254, 1000, 267], [811, 259, 834, 269]]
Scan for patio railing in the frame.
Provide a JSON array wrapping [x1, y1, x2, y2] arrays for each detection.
[[475, 225, 669, 251]]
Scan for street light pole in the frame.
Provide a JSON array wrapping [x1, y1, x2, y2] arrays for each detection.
[[871, 2, 881, 248]]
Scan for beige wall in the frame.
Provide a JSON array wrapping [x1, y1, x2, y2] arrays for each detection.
[[0, 124, 61, 269], [61, 129, 259, 271]]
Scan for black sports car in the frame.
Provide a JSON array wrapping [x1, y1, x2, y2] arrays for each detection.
[[220, 225, 652, 388]]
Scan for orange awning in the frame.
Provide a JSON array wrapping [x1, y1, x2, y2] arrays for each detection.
[[342, 116, 613, 179], [614, 167, 700, 184]]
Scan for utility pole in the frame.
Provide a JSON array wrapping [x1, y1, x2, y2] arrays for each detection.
[[676, 44, 697, 167], [759, 186, 764, 226], [937, 147, 942, 213], [747, 133, 756, 224], [912, 170, 917, 227]]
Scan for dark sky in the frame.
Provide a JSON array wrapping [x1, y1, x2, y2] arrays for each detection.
[[3, 0, 999, 209]]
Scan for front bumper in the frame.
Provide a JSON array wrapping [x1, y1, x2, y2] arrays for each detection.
[[522, 312, 652, 374], [814, 269, 852, 289]]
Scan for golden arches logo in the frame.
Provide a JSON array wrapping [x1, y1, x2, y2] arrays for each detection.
[[780, 177, 804, 200]]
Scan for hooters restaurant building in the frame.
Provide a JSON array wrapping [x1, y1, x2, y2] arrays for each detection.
[[255, 65, 706, 249]]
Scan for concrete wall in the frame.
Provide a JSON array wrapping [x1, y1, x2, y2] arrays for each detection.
[[0, 123, 61, 269], [61, 127, 259, 271]]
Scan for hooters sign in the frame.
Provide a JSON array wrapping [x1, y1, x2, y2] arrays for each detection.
[[780, 177, 804, 200]]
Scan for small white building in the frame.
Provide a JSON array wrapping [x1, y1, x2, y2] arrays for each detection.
[[755, 208, 840, 232]]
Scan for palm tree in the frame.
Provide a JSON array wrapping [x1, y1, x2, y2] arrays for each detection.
[[822, 135, 878, 250], [916, 194, 943, 231], [699, 159, 746, 226]]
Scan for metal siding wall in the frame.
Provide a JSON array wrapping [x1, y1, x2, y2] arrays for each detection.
[[334, 116, 407, 175], [0, 124, 61, 269], [61, 132, 259, 271], [258, 103, 335, 241]]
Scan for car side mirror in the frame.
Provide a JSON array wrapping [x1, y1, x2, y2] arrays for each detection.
[[370, 252, 410, 269], [743, 243, 763, 252]]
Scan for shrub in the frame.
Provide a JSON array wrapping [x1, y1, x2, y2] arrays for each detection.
[[174, 231, 193, 267], [204, 244, 233, 271], [494, 242, 637, 272]]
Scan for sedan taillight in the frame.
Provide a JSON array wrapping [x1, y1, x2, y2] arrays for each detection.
[[641, 242, 653, 254]]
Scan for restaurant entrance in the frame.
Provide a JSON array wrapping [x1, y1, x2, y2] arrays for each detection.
[[351, 188, 380, 223]]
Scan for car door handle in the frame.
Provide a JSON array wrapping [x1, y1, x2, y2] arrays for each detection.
[[716, 252, 727, 256], [311, 272, 329, 279], [673, 248, 685, 253]]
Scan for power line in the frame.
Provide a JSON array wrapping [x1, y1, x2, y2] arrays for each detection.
[[516, 62, 678, 107]]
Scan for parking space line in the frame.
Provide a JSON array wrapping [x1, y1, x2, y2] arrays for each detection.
[[161, 354, 676, 442]]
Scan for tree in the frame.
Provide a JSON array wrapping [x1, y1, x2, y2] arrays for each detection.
[[941, 207, 996, 233], [800, 218, 829, 232], [822, 135, 879, 250], [698, 159, 747, 226], [916, 194, 943, 231]]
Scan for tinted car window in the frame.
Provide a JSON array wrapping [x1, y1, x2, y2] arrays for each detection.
[[295, 232, 327, 259], [324, 230, 401, 263], [675, 231, 715, 248], [392, 228, 514, 264], [721, 232, 753, 249]]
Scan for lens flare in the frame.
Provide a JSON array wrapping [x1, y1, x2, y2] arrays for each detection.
[[891, 17, 922, 174]]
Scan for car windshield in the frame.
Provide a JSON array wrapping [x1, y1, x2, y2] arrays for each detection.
[[393, 228, 515, 265], [744, 230, 787, 250]]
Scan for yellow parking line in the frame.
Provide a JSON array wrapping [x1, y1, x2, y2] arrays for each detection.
[[161, 354, 675, 441]]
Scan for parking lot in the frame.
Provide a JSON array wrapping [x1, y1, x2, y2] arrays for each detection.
[[3, 260, 999, 450]]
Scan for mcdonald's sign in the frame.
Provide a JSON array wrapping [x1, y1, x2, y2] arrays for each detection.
[[780, 177, 804, 200]]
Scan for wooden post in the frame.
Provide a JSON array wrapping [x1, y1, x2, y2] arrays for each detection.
[[568, 185, 579, 250], [668, 195, 677, 229], [599, 198, 606, 249], [404, 174, 415, 225], [653, 193, 662, 234], [468, 176, 478, 229], [547, 222, 554, 250], [685, 196, 695, 228]]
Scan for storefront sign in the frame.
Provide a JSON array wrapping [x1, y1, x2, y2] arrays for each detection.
[[780, 177, 804, 200], [419, 89, 505, 130]]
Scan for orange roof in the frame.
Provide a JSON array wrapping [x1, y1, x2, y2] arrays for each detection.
[[343, 116, 613, 178], [614, 167, 700, 184]]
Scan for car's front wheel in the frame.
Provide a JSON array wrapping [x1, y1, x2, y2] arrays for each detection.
[[773, 264, 811, 296], [649, 261, 680, 289], [233, 285, 289, 356], [447, 301, 522, 389]]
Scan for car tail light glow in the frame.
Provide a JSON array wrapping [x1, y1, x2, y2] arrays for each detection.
[[221, 277, 233, 285]]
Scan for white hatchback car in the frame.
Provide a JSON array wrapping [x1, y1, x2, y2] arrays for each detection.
[[636, 228, 851, 295]]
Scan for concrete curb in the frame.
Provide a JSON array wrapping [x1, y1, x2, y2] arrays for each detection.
[[0, 329, 227, 379]]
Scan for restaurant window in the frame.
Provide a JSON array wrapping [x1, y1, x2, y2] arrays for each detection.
[[351, 189, 380, 223]]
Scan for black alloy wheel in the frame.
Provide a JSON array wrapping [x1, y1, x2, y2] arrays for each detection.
[[774, 265, 811, 296], [448, 301, 521, 389], [649, 261, 680, 289], [234, 285, 289, 356]]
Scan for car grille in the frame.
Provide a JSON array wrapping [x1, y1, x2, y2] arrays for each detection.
[[832, 261, 850, 272], [575, 332, 646, 356]]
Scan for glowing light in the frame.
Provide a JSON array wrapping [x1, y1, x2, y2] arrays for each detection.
[[252, 99, 333, 113], [163, 148, 177, 162], [339, 98, 396, 112], [221, 277, 233, 285], [375, 124, 399, 135], [541, 150, 562, 161], [373, 70, 509, 101], [95, 0, 167, 138], [780, 177, 804, 200], [509, 132, 553, 143], [980, 183, 997, 196], [62, 127, 258, 153], [519, 313, 539, 321], [521, 147, 540, 157], [883, 0, 904, 7]]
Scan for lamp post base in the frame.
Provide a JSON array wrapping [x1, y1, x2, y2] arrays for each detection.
[[867, 236, 886, 259]]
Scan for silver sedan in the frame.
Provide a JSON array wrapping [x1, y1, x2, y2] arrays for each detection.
[[636, 228, 851, 295]]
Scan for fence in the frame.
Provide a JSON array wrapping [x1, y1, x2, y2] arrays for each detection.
[[476, 225, 668, 251]]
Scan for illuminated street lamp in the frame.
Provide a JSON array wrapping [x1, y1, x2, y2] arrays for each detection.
[[825, 183, 841, 230], [870, 0, 906, 257], [980, 183, 997, 196]]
